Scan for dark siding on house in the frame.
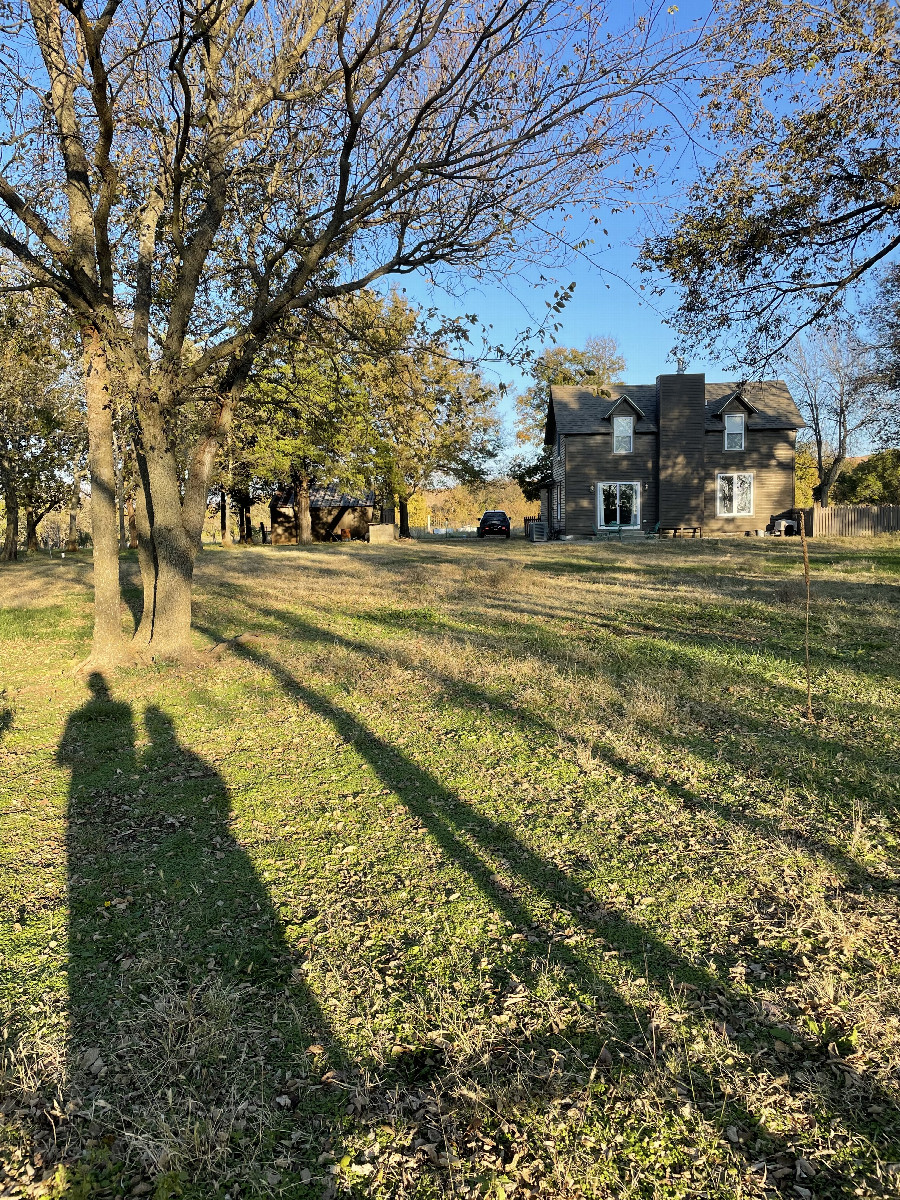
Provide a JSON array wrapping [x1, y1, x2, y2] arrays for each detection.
[[564, 433, 658, 534], [658, 374, 705, 527], [702, 429, 796, 534]]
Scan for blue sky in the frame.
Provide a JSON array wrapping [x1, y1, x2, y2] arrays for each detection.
[[388, 0, 728, 451], [395, 217, 726, 451]]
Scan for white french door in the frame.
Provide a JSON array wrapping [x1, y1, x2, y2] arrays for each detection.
[[598, 482, 640, 527]]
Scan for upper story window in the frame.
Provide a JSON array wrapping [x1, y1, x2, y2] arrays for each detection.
[[724, 412, 745, 450], [613, 414, 633, 454]]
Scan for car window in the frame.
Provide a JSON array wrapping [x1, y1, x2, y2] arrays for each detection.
[[483, 511, 507, 519]]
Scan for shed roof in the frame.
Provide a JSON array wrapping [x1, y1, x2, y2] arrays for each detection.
[[545, 379, 804, 443], [272, 482, 375, 509]]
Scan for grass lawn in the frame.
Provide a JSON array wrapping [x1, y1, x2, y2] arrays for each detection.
[[1, 536, 899, 1199]]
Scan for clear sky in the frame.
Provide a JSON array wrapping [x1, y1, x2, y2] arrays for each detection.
[[372, 0, 762, 457], [388, 0, 730, 451], [394, 215, 728, 452]]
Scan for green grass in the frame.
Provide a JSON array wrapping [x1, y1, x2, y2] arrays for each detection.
[[1, 537, 899, 1199]]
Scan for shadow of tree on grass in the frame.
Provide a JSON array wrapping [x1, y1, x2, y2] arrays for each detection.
[[230, 640, 900, 1198]]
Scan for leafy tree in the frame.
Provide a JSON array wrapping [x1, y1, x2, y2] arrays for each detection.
[[642, 0, 900, 366], [509, 447, 554, 504], [233, 292, 500, 540], [794, 443, 819, 509], [781, 325, 880, 505], [515, 338, 625, 446], [0, 0, 693, 665], [832, 451, 900, 505], [237, 334, 373, 545], [375, 368, 501, 538], [0, 290, 84, 560], [358, 295, 501, 537]]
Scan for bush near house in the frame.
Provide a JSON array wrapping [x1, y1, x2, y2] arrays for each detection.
[[832, 450, 900, 506], [1, 539, 899, 1198]]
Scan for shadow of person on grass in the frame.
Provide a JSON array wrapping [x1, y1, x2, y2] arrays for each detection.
[[55, 673, 336, 1194]]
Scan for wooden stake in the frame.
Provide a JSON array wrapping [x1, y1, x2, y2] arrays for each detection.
[[799, 515, 814, 721]]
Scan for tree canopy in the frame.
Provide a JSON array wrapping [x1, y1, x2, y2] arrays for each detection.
[[642, 0, 900, 367], [515, 338, 625, 446], [0, 0, 695, 662], [832, 450, 900, 506]]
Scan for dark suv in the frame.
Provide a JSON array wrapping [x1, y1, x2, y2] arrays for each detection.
[[477, 510, 511, 538]]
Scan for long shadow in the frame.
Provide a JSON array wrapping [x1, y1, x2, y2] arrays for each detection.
[[231, 640, 900, 1196], [201, 599, 897, 894], [52, 673, 339, 1192]]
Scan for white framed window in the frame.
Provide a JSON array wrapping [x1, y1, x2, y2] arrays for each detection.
[[717, 472, 753, 516], [598, 481, 640, 527], [556, 485, 561, 521], [612, 414, 633, 454], [724, 412, 745, 450]]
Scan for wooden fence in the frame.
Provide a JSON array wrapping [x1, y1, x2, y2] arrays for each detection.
[[799, 504, 900, 537]]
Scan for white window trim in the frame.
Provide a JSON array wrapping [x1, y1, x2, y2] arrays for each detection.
[[612, 414, 634, 454], [724, 411, 745, 451], [596, 481, 641, 528], [716, 471, 754, 517]]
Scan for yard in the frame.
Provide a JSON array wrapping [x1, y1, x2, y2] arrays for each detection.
[[1, 537, 899, 1199]]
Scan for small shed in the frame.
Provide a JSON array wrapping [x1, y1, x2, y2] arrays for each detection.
[[270, 483, 375, 544]]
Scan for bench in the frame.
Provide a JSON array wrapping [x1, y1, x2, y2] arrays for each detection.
[[662, 526, 702, 538]]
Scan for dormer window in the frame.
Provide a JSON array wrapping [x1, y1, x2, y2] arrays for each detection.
[[613, 414, 633, 454], [724, 412, 745, 450]]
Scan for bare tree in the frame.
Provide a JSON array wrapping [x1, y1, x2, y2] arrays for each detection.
[[782, 325, 880, 506], [0, 0, 694, 663]]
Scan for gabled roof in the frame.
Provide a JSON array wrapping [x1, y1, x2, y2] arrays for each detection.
[[545, 378, 804, 443], [705, 388, 760, 416], [272, 482, 375, 509], [704, 380, 804, 430], [545, 385, 659, 442]]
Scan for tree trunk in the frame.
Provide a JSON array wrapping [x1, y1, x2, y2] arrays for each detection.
[[66, 472, 82, 551], [1, 491, 18, 561], [133, 447, 157, 646], [81, 328, 125, 664], [126, 493, 138, 548], [237, 500, 249, 544], [114, 429, 127, 549], [398, 496, 411, 539], [292, 471, 312, 544], [244, 507, 254, 544], [133, 399, 198, 659], [220, 489, 231, 545], [813, 456, 846, 507], [25, 505, 39, 552]]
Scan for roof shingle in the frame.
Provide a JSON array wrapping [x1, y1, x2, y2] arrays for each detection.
[[546, 379, 804, 441]]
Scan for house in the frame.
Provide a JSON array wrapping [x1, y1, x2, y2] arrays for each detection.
[[542, 372, 805, 537], [270, 482, 375, 543]]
